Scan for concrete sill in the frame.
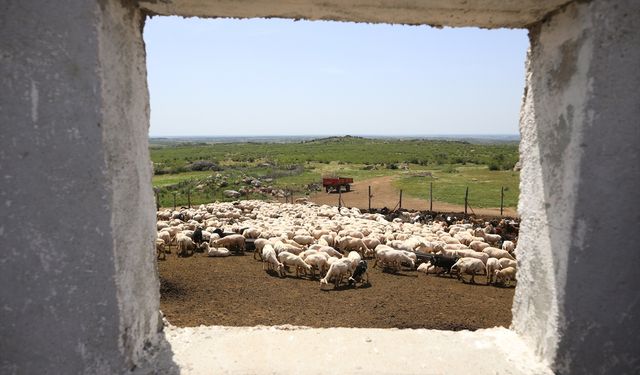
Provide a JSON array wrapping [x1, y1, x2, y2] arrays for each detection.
[[137, 325, 552, 374]]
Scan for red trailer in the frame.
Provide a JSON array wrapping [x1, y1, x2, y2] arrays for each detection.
[[322, 176, 353, 193]]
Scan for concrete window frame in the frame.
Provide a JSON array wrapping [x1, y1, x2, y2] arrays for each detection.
[[2, 1, 638, 374]]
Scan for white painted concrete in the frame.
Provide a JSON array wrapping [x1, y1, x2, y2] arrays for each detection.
[[2, 0, 639, 373], [135, 325, 552, 375], [138, 0, 571, 29]]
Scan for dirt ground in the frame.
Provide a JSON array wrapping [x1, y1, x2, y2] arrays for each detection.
[[307, 175, 518, 217], [159, 251, 515, 330]]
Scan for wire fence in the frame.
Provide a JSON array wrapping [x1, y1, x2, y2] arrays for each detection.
[[155, 182, 515, 218]]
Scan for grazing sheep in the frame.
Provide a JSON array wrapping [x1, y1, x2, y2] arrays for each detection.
[[262, 244, 284, 276], [278, 251, 312, 278], [451, 257, 486, 284], [320, 259, 351, 289], [304, 253, 329, 279], [495, 267, 517, 286], [348, 260, 369, 287], [252, 238, 270, 260]]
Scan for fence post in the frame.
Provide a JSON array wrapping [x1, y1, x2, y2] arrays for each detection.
[[399, 189, 403, 210], [338, 187, 342, 210], [500, 186, 504, 216], [464, 187, 469, 216], [187, 189, 191, 209], [155, 190, 160, 211], [429, 182, 433, 212], [368, 185, 372, 211], [172, 192, 177, 211]]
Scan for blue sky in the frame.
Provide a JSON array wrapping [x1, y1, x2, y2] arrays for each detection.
[[144, 17, 528, 136]]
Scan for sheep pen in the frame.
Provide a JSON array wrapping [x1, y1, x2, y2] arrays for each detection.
[[157, 200, 516, 330]]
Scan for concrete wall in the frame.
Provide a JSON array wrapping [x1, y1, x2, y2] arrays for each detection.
[[0, 0, 159, 373], [513, 1, 640, 373], [1, 0, 638, 373]]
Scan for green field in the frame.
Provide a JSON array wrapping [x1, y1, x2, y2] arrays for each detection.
[[150, 136, 519, 209]]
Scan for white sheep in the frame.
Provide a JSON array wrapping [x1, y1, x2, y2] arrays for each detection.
[[176, 235, 195, 257], [212, 234, 245, 254], [495, 266, 517, 286], [502, 240, 515, 253], [200, 242, 230, 257], [498, 258, 517, 269], [320, 259, 351, 289], [451, 257, 486, 284], [485, 258, 501, 284], [304, 253, 329, 279], [482, 247, 515, 260], [278, 251, 312, 278], [155, 238, 166, 260], [261, 244, 284, 276]]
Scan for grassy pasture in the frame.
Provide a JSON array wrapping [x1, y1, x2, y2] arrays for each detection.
[[150, 136, 519, 209]]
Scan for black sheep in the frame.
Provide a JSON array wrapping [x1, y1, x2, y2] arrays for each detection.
[[348, 260, 369, 287], [192, 227, 203, 245]]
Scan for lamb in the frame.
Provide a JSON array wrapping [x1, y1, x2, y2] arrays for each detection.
[[200, 242, 230, 257], [212, 234, 245, 254], [278, 251, 312, 278], [451, 257, 486, 284], [261, 244, 284, 276], [485, 258, 501, 284], [482, 247, 515, 260], [495, 266, 517, 286]]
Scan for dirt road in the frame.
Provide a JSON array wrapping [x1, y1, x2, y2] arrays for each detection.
[[308, 175, 518, 217]]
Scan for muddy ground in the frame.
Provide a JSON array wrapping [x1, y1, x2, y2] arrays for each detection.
[[159, 251, 514, 330]]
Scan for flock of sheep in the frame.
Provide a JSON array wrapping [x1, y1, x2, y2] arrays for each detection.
[[155, 200, 519, 290]]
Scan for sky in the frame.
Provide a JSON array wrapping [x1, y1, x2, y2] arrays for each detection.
[[144, 17, 529, 137]]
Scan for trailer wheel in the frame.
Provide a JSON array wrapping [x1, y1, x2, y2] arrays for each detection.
[[345, 184, 351, 192]]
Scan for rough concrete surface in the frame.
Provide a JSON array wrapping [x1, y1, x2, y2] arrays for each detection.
[[134, 325, 553, 375], [514, 1, 640, 373], [138, 0, 571, 29], [2, 0, 639, 373]]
